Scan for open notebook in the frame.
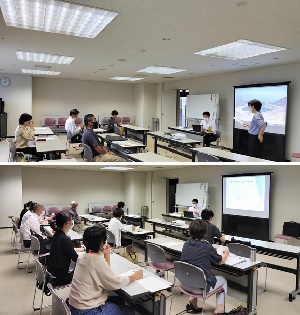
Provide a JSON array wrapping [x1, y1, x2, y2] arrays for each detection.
[[217, 246, 247, 266]]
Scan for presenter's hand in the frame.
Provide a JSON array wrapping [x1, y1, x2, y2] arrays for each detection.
[[258, 134, 263, 143], [243, 124, 249, 128]]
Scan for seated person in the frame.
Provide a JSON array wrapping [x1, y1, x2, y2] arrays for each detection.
[[181, 220, 229, 314], [19, 203, 51, 253], [18, 200, 35, 229], [82, 113, 122, 162], [68, 225, 142, 315], [107, 110, 122, 133], [15, 113, 38, 156], [65, 109, 84, 143], [108, 208, 133, 249], [188, 198, 202, 217], [47, 211, 84, 286], [200, 111, 218, 147], [69, 201, 88, 234], [117, 201, 128, 224], [201, 209, 225, 244]]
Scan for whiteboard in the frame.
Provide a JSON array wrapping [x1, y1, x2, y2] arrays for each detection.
[[186, 94, 219, 122], [175, 183, 208, 209]]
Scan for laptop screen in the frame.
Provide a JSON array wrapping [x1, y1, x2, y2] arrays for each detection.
[[183, 211, 194, 218], [192, 125, 202, 132]]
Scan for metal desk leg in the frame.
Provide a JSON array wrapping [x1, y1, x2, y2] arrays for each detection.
[[192, 151, 196, 162], [154, 138, 158, 154], [143, 132, 147, 146], [247, 268, 258, 315], [289, 253, 300, 301]]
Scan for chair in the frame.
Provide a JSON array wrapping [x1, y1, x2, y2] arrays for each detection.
[[57, 118, 67, 129], [62, 207, 71, 214], [122, 116, 131, 124], [145, 243, 174, 279], [114, 125, 122, 135], [75, 117, 82, 125], [196, 152, 220, 162], [11, 220, 21, 253], [47, 283, 71, 315], [170, 261, 225, 315], [211, 129, 222, 148], [17, 238, 32, 270], [6, 138, 24, 162], [48, 207, 60, 216], [66, 131, 81, 157], [228, 243, 267, 294], [115, 116, 122, 124], [106, 229, 126, 255], [112, 205, 118, 211], [101, 117, 110, 126], [81, 142, 93, 162], [26, 234, 42, 272], [274, 233, 294, 245], [43, 118, 57, 129], [103, 205, 112, 213], [91, 206, 103, 214]]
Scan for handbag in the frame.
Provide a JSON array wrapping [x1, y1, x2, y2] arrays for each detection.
[[282, 221, 300, 238], [218, 305, 248, 315], [122, 251, 139, 264]]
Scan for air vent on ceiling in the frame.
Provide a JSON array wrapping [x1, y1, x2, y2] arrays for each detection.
[[163, 76, 174, 79], [35, 64, 52, 69]]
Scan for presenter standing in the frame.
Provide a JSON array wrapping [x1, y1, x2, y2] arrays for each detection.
[[200, 111, 217, 147], [188, 199, 202, 217], [243, 99, 267, 158]]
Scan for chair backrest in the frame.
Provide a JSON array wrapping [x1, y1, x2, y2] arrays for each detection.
[[92, 206, 103, 213], [227, 243, 256, 262], [115, 116, 122, 124], [146, 243, 167, 265], [35, 256, 46, 284], [58, 118, 67, 125], [103, 205, 112, 213], [102, 117, 110, 125], [12, 220, 19, 234], [106, 229, 116, 247], [196, 152, 220, 162], [112, 205, 118, 211], [44, 118, 56, 126], [47, 283, 71, 315], [48, 207, 60, 215], [30, 234, 41, 252], [62, 207, 71, 213], [75, 117, 82, 125], [7, 139, 17, 162], [122, 116, 131, 124], [81, 143, 93, 162], [174, 261, 207, 292]]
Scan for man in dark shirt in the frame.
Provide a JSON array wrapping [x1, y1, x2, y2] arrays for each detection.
[[107, 110, 122, 133], [201, 209, 225, 244], [69, 201, 88, 234], [82, 113, 122, 162]]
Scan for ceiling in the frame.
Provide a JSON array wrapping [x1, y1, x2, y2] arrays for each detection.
[[22, 164, 192, 172], [0, 0, 300, 84]]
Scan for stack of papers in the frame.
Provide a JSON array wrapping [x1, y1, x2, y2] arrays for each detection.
[[136, 276, 170, 292], [217, 246, 247, 266]]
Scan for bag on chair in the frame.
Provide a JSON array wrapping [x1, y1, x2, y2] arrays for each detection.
[[122, 251, 139, 264], [282, 221, 300, 238]]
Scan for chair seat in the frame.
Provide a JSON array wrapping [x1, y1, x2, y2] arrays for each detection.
[[274, 234, 293, 240], [148, 260, 174, 271], [177, 284, 223, 299]]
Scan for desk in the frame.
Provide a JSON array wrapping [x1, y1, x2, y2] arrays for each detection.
[[42, 225, 82, 240], [110, 252, 171, 315], [145, 237, 260, 315], [93, 128, 106, 134], [80, 214, 109, 225], [39, 158, 77, 163], [35, 135, 67, 154], [148, 131, 201, 160], [168, 126, 203, 143], [124, 214, 145, 228], [225, 235, 300, 302], [121, 125, 149, 145], [161, 213, 195, 223], [127, 152, 178, 162], [34, 127, 54, 136], [191, 147, 273, 162]]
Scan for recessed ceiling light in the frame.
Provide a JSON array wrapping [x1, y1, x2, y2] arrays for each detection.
[[21, 69, 61, 75], [194, 39, 287, 60], [100, 166, 135, 171], [110, 77, 144, 81], [137, 66, 186, 74], [0, 0, 118, 38], [16, 51, 75, 65]]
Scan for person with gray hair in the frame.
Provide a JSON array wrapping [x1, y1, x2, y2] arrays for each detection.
[[69, 201, 88, 234]]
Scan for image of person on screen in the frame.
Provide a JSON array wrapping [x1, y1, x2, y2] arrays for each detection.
[[243, 99, 267, 158], [188, 199, 202, 217], [201, 209, 225, 244], [200, 111, 218, 147]]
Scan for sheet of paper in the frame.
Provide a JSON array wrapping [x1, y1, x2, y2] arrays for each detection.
[[217, 245, 246, 266], [161, 241, 182, 247], [136, 276, 170, 292]]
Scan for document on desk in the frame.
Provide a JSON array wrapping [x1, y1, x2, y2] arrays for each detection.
[[161, 241, 182, 247], [217, 246, 246, 266], [136, 276, 170, 292]]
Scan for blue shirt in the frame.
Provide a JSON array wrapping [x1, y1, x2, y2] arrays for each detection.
[[248, 112, 266, 135], [82, 128, 101, 157], [181, 238, 222, 290]]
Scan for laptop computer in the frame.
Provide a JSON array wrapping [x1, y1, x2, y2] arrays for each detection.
[[192, 125, 202, 132], [183, 210, 194, 218], [106, 135, 127, 141]]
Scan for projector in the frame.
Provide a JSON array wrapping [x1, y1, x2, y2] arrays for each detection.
[[171, 133, 186, 140]]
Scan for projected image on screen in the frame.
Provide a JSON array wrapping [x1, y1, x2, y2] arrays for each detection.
[[234, 84, 288, 135], [223, 174, 270, 219]]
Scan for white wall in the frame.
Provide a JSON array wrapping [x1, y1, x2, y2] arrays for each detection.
[[163, 62, 300, 159], [21, 167, 125, 214], [0, 166, 22, 228], [0, 74, 32, 136], [32, 77, 134, 126], [133, 83, 144, 127]]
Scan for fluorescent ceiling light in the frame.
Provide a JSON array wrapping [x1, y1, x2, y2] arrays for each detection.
[[0, 0, 118, 38], [16, 51, 75, 65], [110, 77, 144, 81], [194, 39, 287, 60], [100, 166, 135, 171], [21, 69, 61, 75], [137, 66, 186, 74]]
